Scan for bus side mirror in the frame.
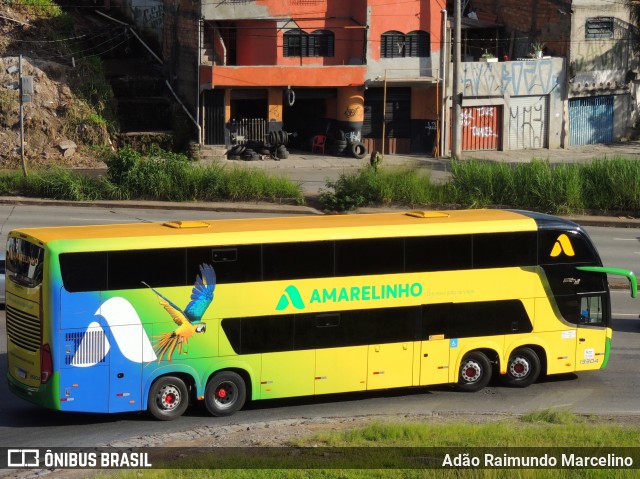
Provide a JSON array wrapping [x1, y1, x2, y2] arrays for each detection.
[[576, 266, 637, 299]]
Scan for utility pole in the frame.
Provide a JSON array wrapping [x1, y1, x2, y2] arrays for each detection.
[[451, 0, 462, 159], [18, 54, 28, 177]]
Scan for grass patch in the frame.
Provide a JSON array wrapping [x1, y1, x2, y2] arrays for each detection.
[[320, 166, 447, 211], [9, 0, 62, 16], [520, 409, 578, 425], [320, 158, 640, 214], [96, 412, 640, 479], [0, 147, 304, 204]]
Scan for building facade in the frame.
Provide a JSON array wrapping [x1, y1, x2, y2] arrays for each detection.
[[160, 0, 444, 155], [103, 0, 639, 153], [466, 0, 639, 148]]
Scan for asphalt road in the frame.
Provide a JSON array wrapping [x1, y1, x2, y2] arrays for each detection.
[[0, 206, 638, 448]]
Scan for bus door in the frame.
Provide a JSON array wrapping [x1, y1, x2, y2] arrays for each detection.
[[419, 336, 451, 385], [419, 304, 450, 385], [574, 294, 608, 372]]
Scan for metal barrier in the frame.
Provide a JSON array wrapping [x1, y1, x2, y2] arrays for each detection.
[[230, 118, 267, 144]]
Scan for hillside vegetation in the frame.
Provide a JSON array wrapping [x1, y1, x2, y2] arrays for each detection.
[[0, 1, 114, 168]]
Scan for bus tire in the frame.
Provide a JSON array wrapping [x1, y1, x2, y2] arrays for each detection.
[[457, 351, 492, 392], [204, 371, 246, 417], [148, 376, 189, 421], [502, 347, 540, 387]]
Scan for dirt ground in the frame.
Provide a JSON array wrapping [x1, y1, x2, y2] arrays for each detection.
[[0, 4, 108, 169]]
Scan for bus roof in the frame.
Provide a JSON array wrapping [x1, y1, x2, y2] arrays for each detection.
[[11, 209, 549, 251]]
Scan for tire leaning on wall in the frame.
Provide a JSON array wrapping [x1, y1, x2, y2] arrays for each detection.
[[350, 142, 367, 159]]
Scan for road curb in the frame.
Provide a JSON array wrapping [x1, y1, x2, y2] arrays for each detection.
[[0, 196, 323, 216]]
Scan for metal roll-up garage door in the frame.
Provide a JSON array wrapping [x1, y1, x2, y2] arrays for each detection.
[[508, 95, 549, 150], [569, 96, 613, 145], [459, 106, 501, 150]]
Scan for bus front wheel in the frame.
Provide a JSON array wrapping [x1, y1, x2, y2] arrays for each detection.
[[457, 352, 492, 392], [503, 347, 541, 387], [204, 371, 246, 417], [148, 376, 190, 421]]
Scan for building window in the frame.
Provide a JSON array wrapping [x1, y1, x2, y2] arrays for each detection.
[[284, 29, 334, 57], [381, 30, 430, 58], [406, 30, 430, 57], [381, 31, 406, 58], [284, 29, 309, 57], [586, 17, 614, 39], [310, 30, 335, 57]]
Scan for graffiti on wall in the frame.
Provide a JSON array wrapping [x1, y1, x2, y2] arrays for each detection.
[[459, 106, 499, 150], [460, 108, 497, 137], [346, 130, 362, 143], [344, 106, 360, 119], [132, 0, 163, 32], [461, 60, 558, 97], [509, 103, 545, 149], [571, 40, 627, 74]]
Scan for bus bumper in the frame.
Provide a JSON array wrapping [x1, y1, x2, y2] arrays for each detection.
[[7, 372, 60, 410]]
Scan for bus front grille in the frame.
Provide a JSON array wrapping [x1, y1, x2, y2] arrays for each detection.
[[6, 304, 41, 352]]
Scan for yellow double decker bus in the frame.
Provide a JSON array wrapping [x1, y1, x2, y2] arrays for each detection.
[[6, 209, 636, 420]]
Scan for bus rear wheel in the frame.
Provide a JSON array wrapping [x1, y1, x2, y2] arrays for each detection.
[[457, 351, 492, 392], [204, 371, 246, 417], [148, 376, 189, 421], [503, 347, 540, 387]]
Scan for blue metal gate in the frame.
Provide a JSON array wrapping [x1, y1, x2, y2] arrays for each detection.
[[569, 96, 613, 145]]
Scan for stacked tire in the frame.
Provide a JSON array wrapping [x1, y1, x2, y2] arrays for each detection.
[[268, 130, 289, 148], [241, 148, 260, 161], [226, 145, 244, 160], [329, 137, 348, 156], [273, 144, 289, 160]]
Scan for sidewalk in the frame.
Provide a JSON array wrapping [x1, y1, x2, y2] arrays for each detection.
[[224, 140, 640, 196]]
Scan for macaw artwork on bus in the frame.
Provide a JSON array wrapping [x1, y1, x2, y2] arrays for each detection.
[[143, 263, 216, 362]]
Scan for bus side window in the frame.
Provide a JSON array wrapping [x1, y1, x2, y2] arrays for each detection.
[[580, 296, 603, 325]]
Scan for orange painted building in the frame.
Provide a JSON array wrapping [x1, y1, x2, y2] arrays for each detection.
[[166, 0, 445, 155]]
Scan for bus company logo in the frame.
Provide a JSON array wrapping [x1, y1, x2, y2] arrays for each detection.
[[550, 234, 575, 258], [276, 282, 424, 311], [276, 285, 306, 310]]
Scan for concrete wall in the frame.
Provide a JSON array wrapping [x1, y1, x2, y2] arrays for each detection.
[[569, 2, 636, 139]]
